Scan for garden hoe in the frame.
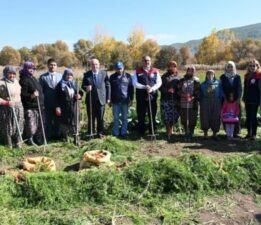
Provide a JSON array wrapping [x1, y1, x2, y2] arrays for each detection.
[[74, 79, 80, 146], [185, 93, 190, 142], [147, 92, 157, 141], [86, 88, 96, 139], [36, 95, 48, 149]]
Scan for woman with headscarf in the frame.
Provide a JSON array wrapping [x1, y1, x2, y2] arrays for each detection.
[[177, 65, 201, 139], [220, 61, 242, 138], [200, 70, 222, 140], [159, 61, 180, 141], [242, 59, 261, 140], [19, 61, 45, 145], [0, 66, 24, 148], [55, 68, 83, 144]]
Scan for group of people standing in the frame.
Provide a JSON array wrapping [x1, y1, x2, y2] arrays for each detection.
[[0, 56, 261, 148], [0, 59, 82, 148], [160, 59, 261, 141]]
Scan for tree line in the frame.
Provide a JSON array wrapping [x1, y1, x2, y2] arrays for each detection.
[[1, 28, 261, 70]]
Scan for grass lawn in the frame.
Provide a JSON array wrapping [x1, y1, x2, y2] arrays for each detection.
[[0, 68, 261, 224], [0, 126, 260, 225]]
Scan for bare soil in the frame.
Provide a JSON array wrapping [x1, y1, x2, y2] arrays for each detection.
[[196, 192, 261, 225]]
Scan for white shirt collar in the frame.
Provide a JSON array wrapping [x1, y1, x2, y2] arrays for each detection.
[[49, 71, 56, 76]]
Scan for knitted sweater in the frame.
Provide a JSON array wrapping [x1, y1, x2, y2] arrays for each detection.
[[0, 79, 22, 104]]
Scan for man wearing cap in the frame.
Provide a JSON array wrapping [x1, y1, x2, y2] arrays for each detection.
[[132, 56, 162, 136], [39, 58, 62, 141], [82, 58, 111, 138], [109, 61, 134, 138]]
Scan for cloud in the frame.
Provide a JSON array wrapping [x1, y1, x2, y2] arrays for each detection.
[[146, 33, 176, 43]]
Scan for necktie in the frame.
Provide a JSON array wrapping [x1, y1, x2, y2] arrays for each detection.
[[50, 74, 55, 86], [93, 73, 97, 84]]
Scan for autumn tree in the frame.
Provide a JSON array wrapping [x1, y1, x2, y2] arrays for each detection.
[[218, 29, 237, 43], [60, 53, 77, 67], [92, 36, 117, 68], [231, 39, 258, 62], [73, 39, 93, 67], [19, 47, 32, 62], [253, 39, 261, 62], [216, 29, 236, 63], [179, 46, 195, 65], [195, 30, 221, 65], [154, 46, 179, 69], [90, 27, 118, 68], [31, 41, 73, 67], [52, 40, 74, 66], [230, 39, 261, 68], [110, 41, 133, 70], [140, 39, 160, 63], [127, 26, 145, 67], [31, 44, 50, 67], [0, 46, 21, 66]]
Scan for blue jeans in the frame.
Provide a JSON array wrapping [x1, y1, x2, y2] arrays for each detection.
[[112, 103, 129, 136]]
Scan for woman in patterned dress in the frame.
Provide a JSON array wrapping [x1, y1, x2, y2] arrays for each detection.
[[19, 61, 45, 146], [160, 61, 180, 141], [0, 66, 24, 148], [177, 65, 201, 139]]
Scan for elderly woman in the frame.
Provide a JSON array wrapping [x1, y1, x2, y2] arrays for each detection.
[[0, 66, 24, 148], [19, 61, 45, 146], [55, 68, 83, 144], [200, 70, 222, 140], [177, 65, 201, 140], [220, 61, 242, 138], [160, 61, 180, 141], [242, 59, 261, 140]]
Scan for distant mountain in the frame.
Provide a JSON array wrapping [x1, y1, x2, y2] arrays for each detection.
[[170, 23, 261, 53]]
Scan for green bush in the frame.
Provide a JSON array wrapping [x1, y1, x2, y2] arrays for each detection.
[[238, 154, 261, 193], [0, 153, 260, 211], [13, 169, 125, 209], [125, 158, 199, 194]]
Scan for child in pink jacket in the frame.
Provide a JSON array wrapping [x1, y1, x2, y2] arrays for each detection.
[[221, 93, 240, 140]]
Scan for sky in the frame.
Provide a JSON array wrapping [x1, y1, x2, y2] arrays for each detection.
[[1, 0, 261, 50]]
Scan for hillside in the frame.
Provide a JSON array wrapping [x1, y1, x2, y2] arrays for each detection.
[[170, 22, 261, 53]]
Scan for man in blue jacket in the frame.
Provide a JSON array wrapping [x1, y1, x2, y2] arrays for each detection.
[[39, 58, 62, 140], [109, 61, 134, 138]]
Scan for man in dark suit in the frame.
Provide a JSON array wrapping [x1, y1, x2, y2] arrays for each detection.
[[82, 58, 111, 138], [39, 58, 62, 140]]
